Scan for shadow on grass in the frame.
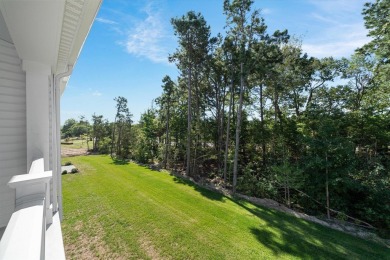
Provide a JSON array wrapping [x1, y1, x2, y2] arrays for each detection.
[[172, 176, 225, 202], [110, 159, 129, 165], [233, 199, 387, 259], [169, 174, 388, 258]]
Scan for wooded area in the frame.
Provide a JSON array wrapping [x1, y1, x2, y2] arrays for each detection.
[[62, 0, 389, 237]]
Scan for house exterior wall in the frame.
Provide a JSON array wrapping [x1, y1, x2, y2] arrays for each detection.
[[23, 60, 51, 171], [0, 38, 26, 228]]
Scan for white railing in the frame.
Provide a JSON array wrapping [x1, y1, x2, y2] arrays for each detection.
[[0, 158, 52, 260]]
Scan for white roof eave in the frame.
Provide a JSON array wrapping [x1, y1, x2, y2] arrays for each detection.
[[0, 0, 101, 79], [56, 0, 102, 75]]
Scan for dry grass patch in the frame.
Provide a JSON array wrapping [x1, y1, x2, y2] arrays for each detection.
[[139, 234, 168, 260], [64, 220, 127, 260]]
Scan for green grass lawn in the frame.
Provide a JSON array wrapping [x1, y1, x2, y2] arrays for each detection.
[[62, 155, 389, 259]]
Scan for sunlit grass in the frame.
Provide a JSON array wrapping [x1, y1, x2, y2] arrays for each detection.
[[62, 155, 389, 259]]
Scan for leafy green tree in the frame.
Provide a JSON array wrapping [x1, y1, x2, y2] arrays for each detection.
[[158, 76, 175, 168], [224, 0, 268, 193], [360, 0, 390, 113], [138, 109, 159, 163], [304, 57, 342, 112], [91, 114, 110, 152], [341, 53, 374, 111], [62, 118, 77, 138], [303, 107, 355, 219], [361, 0, 390, 66], [111, 96, 133, 160], [62, 117, 90, 139], [170, 11, 216, 176]]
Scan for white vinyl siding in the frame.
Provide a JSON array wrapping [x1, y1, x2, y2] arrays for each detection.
[[0, 38, 26, 228]]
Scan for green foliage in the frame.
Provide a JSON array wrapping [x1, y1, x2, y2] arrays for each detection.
[[61, 118, 76, 138], [361, 0, 390, 65], [91, 114, 110, 153], [359, 0, 390, 112], [98, 137, 112, 154], [61, 117, 90, 138], [336, 212, 348, 222], [111, 96, 133, 160]]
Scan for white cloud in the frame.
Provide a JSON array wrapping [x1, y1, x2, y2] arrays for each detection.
[[124, 2, 170, 64], [310, 13, 338, 25], [302, 22, 370, 58], [301, 0, 370, 58], [92, 91, 102, 97], [307, 0, 365, 14], [261, 8, 272, 15], [303, 40, 368, 58], [96, 17, 118, 25]]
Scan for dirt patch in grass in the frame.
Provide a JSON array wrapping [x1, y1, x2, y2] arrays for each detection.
[[61, 147, 88, 157], [139, 235, 167, 260], [64, 221, 126, 260]]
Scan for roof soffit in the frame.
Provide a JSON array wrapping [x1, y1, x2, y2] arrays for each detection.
[[0, 0, 101, 75], [0, 0, 64, 70], [56, 0, 102, 74]]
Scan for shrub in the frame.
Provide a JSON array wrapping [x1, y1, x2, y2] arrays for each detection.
[[64, 161, 72, 166], [99, 137, 112, 154], [62, 170, 68, 175], [71, 168, 79, 173], [336, 212, 348, 222]]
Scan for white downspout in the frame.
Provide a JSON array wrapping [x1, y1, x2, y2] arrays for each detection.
[[51, 74, 58, 215], [54, 65, 73, 220]]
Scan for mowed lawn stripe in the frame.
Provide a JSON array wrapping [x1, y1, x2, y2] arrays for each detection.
[[79, 158, 248, 258], [80, 158, 288, 258], [62, 155, 390, 260]]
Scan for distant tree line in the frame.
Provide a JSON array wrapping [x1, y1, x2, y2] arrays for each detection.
[[61, 0, 389, 237]]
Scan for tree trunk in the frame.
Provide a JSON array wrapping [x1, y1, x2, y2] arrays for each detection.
[[287, 172, 290, 208], [193, 74, 200, 177], [110, 121, 116, 159], [274, 87, 280, 123], [260, 84, 266, 166], [233, 63, 245, 194], [92, 136, 96, 152], [326, 151, 330, 219], [219, 86, 226, 177], [216, 83, 221, 175], [186, 66, 192, 176], [224, 80, 234, 185], [164, 101, 170, 169], [116, 125, 122, 158]]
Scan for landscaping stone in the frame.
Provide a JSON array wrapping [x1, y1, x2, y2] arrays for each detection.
[[61, 165, 76, 173]]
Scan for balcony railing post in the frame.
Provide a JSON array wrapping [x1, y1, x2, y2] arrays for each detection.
[[0, 158, 52, 259]]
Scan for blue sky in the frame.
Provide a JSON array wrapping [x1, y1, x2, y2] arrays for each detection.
[[61, 0, 371, 125]]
